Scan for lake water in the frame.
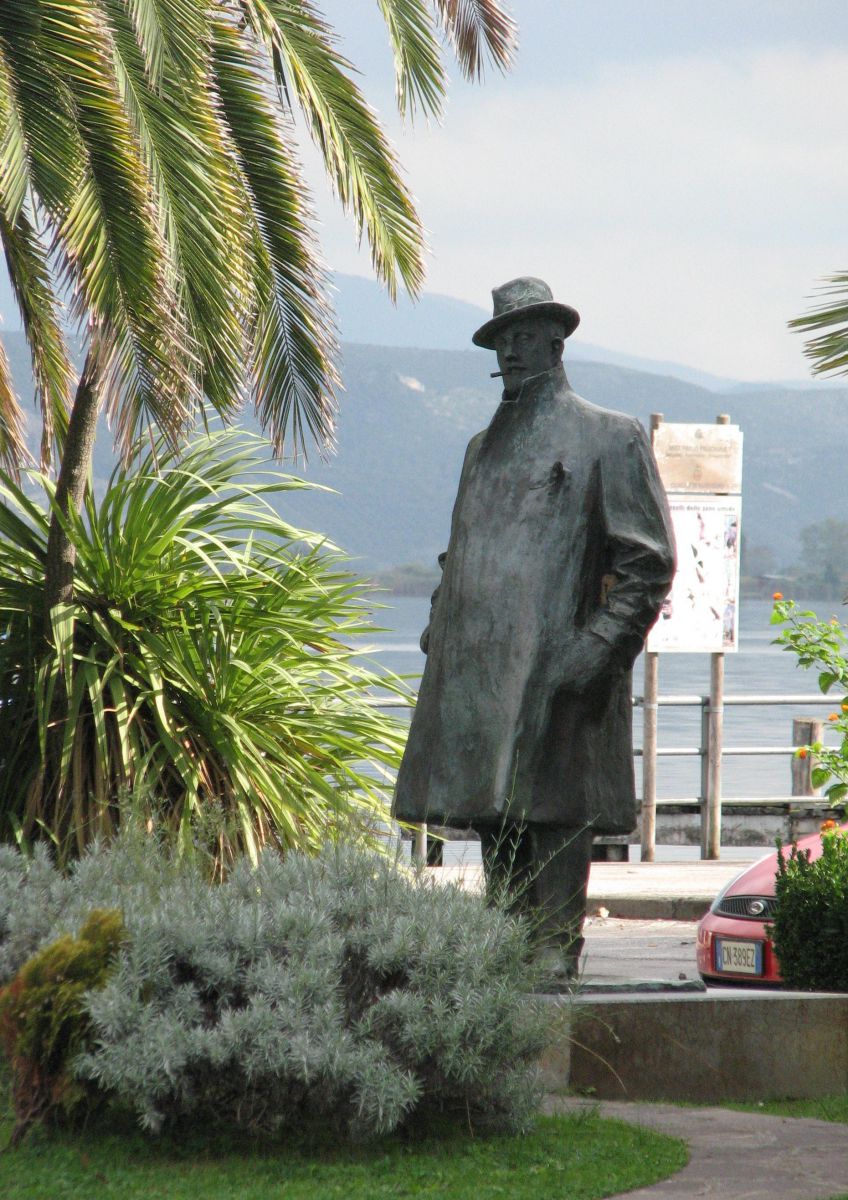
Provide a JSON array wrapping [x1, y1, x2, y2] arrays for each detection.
[[353, 595, 843, 803]]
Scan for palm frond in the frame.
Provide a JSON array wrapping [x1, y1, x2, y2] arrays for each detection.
[[375, 0, 446, 119], [432, 0, 517, 79], [790, 272, 848, 377], [0, 5, 86, 216], [104, 0, 251, 420], [32, 1, 195, 450], [213, 16, 337, 457], [0, 46, 28, 225], [0, 334, 27, 476], [247, 0, 425, 298], [0, 205, 74, 466], [124, 0, 210, 89]]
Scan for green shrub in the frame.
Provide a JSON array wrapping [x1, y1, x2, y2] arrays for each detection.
[[0, 908, 125, 1143], [771, 827, 848, 991], [770, 598, 848, 810], [0, 430, 409, 869], [0, 836, 549, 1141]]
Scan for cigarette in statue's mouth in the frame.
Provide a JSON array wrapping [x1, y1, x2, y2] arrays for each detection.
[[490, 370, 506, 378]]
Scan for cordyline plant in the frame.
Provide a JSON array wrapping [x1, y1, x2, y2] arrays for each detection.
[[771, 597, 848, 812], [0, 430, 410, 868], [0, 0, 514, 823]]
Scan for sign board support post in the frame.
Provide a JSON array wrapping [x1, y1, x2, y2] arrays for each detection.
[[704, 649, 725, 858], [641, 650, 659, 861], [702, 415, 730, 860]]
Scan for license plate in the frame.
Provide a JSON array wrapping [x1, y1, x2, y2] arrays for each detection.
[[715, 938, 763, 976]]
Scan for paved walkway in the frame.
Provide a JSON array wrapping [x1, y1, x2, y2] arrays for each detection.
[[432, 855, 757, 920], [548, 1097, 848, 1200], [581, 916, 700, 985], [585, 857, 758, 920]]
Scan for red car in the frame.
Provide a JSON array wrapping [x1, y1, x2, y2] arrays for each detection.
[[696, 826, 845, 987]]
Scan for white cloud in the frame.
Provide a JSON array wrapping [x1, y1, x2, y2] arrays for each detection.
[[309, 47, 848, 380], [397, 374, 425, 392]]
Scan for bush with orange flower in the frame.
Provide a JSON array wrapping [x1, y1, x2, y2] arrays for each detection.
[[771, 598, 848, 811]]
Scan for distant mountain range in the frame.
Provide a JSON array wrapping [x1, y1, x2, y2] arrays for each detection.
[[262, 343, 847, 572], [332, 273, 835, 395], [2, 275, 846, 574]]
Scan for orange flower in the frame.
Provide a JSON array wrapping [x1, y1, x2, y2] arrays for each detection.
[[821, 819, 838, 833], [772, 591, 783, 601], [842, 703, 848, 713], [796, 747, 808, 759], [829, 713, 840, 721]]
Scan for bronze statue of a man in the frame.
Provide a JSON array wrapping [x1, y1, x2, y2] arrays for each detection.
[[393, 277, 675, 983]]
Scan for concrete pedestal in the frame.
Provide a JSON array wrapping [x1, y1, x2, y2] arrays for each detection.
[[539, 991, 848, 1103]]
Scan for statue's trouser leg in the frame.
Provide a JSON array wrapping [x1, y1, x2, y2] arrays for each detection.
[[477, 824, 594, 966], [526, 826, 594, 967]]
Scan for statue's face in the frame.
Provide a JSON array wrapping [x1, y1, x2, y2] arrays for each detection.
[[493, 318, 563, 394]]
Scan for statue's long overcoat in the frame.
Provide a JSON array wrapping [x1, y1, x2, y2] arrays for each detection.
[[393, 365, 675, 835]]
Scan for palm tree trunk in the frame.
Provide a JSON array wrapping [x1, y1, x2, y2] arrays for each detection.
[[43, 349, 101, 629], [41, 350, 100, 834]]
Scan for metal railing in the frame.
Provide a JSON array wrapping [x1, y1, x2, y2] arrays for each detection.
[[370, 689, 839, 861], [633, 690, 836, 858]]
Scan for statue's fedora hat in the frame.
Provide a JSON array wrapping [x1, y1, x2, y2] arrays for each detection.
[[472, 277, 580, 349]]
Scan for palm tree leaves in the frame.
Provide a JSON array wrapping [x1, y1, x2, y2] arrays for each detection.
[[0, 4, 85, 218], [433, 0, 517, 80], [0, 0, 515, 463], [124, 0, 210, 89], [376, 0, 446, 119], [36, 1, 191, 437], [0, 431, 409, 866], [213, 18, 336, 454], [0, 0, 191, 456], [0, 333, 27, 475], [791, 271, 848, 378], [0, 208, 73, 466], [250, 0, 425, 300], [0, 54, 28, 225], [102, 0, 246, 436]]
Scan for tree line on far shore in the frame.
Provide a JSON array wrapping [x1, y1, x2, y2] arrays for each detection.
[[743, 519, 848, 600], [375, 519, 848, 602]]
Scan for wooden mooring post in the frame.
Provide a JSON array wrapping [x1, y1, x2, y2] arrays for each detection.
[[791, 717, 825, 796]]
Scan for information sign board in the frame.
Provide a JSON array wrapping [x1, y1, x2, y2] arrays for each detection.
[[647, 494, 741, 653], [652, 423, 742, 494]]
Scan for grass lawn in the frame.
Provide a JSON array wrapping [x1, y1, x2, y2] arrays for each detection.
[[725, 1095, 848, 1124], [0, 1100, 687, 1200]]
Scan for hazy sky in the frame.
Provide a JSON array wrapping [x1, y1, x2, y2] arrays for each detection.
[[1, 3, 847, 383], [306, 0, 848, 381]]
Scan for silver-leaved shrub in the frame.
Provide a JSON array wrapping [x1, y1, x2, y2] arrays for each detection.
[[0, 836, 549, 1139]]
